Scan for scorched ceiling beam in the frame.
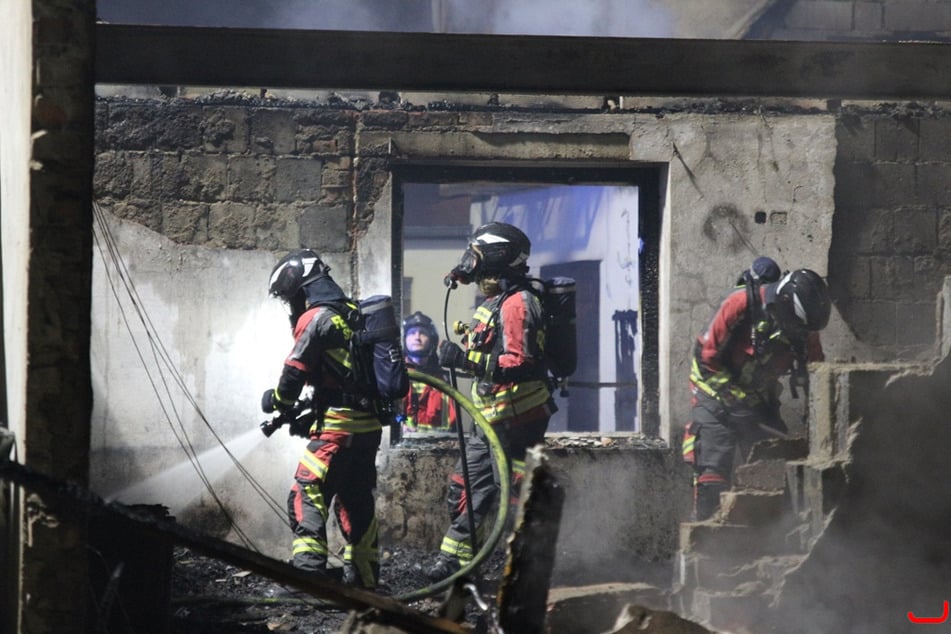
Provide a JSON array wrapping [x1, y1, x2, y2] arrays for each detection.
[[96, 23, 951, 100]]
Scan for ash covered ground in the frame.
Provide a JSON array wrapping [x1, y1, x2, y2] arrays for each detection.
[[170, 546, 506, 633]]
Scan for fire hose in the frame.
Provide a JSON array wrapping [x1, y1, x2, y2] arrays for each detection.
[[254, 367, 511, 603], [394, 368, 510, 603]]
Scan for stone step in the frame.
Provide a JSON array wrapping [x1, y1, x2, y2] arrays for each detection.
[[546, 582, 670, 634], [734, 458, 787, 491], [690, 586, 771, 633], [718, 489, 788, 527], [746, 436, 808, 462], [680, 521, 791, 560]]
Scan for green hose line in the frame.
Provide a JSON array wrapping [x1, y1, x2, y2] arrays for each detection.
[[394, 368, 510, 603]]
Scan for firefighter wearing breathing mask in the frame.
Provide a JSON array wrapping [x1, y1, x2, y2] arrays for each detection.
[[260, 249, 383, 590], [427, 221, 556, 581], [686, 268, 830, 520]]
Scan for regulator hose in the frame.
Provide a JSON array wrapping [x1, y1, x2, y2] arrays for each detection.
[[394, 369, 510, 603]]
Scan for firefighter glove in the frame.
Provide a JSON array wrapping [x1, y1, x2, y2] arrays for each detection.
[[287, 412, 315, 438], [438, 340, 481, 376], [438, 340, 467, 369], [261, 388, 291, 414]]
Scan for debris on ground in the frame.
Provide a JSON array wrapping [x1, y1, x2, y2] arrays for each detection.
[[171, 546, 507, 633]]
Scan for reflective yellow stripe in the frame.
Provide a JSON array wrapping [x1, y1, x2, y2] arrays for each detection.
[[293, 536, 328, 556], [511, 458, 525, 479], [322, 409, 382, 433], [682, 436, 695, 456], [472, 379, 550, 424], [325, 347, 352, 371], [302, 482, 328, 517], [474, 305, 494, 323], [439, 535, 475, 563], [273, 388, 294, 405], [690, 358, 728, 398], [300, 450, 328, 480]]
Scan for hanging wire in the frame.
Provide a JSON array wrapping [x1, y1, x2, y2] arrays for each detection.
[[92, 203, 287, 550]]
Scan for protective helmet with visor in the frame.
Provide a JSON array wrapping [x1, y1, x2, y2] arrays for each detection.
[[268, 249, 331, 326], [772, 268, 831, 336], [446, 222, 531, 286]]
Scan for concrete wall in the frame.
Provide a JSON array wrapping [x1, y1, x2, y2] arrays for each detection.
[[752, 0, 951, 40], [89, 97, 845, 563], [831, 110, 951, 360], [378, 437, 687, 584], [1, 0, 96, 632]]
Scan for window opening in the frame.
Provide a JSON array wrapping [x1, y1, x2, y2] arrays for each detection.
[[394, 164, 660, 436]]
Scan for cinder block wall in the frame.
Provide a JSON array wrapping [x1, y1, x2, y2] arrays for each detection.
[[90, 93, 951, 566], [774, 353, 951, 633], [831, 111, 951, 360], [753, 0, 951, 41], [92, 95, 840, 562]]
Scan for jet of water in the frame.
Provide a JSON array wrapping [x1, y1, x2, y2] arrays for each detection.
[[104, 428, 265, 512]]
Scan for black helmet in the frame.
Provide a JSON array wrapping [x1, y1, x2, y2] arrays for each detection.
[[402, 311, 439, 357], [268, 249, 330, 302], [775, 269, 831, 332], [470, 222, 531, 277]]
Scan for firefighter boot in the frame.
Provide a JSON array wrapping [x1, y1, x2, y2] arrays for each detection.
[[427, 555, 462, 581], [695, 470, 729, 520]]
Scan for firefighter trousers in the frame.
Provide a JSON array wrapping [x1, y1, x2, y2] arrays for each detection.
[[286, 430, 382, 588], [437, 417, 548, 564]]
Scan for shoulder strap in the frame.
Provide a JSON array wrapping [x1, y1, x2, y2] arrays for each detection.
[[744, 272, 767, 357]]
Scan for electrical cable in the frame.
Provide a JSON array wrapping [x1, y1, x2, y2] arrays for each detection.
[[394, 369, 509, 603], [92, 208, 510, 606], [92, 205, 286, 549]]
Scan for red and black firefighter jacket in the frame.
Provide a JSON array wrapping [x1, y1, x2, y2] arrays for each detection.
[[463, 287, 553, 426], [401, 357, 459, 432], [689, 284, 824, 413]]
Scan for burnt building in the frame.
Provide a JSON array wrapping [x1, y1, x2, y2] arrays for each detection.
[[5, 1, 951, 632]]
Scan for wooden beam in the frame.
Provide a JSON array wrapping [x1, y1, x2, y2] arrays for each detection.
[[497, 446, 565, 633], [0, 459, 471, 634], [96, 23, 951, 100]]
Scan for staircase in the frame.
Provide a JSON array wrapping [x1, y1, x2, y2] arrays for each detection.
[[673, 438, 813, 633]]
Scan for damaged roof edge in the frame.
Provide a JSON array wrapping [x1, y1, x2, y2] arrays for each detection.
[[96, 23, 951, 101]]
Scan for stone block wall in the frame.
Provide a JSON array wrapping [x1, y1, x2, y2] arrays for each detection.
[[94, 95, 842, 445], [755, 0, 951, 40], [94, 98, 352, 257], [830, 109, 951, 360]]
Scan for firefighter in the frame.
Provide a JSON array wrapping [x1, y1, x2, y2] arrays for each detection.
[[428, 222, 556, 580], [687, 268, 831, 520], [400, 311, 459, 433], [260, 249, 381, 589]]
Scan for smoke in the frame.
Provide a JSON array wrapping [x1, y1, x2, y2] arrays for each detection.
[[97, 0, 674, 38], [448, 0, 673, 38], [770, 357, 951, 633]]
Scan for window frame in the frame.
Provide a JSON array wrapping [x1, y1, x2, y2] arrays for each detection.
[[391, 161, 662, 437]]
